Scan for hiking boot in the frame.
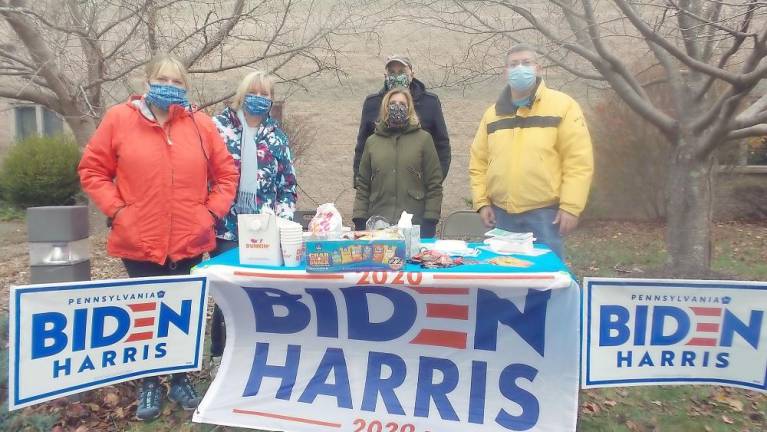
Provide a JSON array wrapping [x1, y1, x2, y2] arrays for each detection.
[[136, 377, 163, 420], [168, 374, 201, 410]]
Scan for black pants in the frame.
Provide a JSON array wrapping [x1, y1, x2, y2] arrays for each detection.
[[209, 239, 238, 357], [122, 256, 202, 383], [122, 256, 203, 278]]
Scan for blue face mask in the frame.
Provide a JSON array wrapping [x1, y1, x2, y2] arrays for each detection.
[[146, 83, 189, 111], [243, 94, 272, 116], [507, 65, 537, 92]]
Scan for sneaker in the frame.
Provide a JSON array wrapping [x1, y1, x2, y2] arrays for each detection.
[[168, 374, 201, 411], [136, 378, 163, 420], [209, 356, 222, 379]]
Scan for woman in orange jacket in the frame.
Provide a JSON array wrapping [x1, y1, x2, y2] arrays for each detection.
[[78, 54, 238, 420]]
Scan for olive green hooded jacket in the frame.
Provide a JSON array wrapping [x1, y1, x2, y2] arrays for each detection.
[[353, 122, 443, 225]]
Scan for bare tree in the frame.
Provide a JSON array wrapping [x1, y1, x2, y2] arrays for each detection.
[[0, 0, 387, 145], [405, 0, 767, 276]]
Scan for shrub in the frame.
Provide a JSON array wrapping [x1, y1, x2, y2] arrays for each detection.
[[280, 111, 316, 163], [587, 69, 674, 221], [0, 134, 81, 208]]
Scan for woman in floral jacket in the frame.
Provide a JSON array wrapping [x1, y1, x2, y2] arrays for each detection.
[[208, 71, 297, 369]]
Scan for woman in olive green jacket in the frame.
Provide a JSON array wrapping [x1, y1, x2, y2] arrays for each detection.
[[353, 89, 443, 237]]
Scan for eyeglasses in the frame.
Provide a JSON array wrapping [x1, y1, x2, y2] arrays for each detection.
[[508, 59, 535, 68]]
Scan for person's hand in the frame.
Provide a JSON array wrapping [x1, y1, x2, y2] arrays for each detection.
[[553, 209, 579, 236], [479, 206, 496, 228]]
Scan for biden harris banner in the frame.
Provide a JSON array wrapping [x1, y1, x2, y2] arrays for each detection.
[[9, 276, 209, 410], [581, 278, 767, 392], [194, 269, 580, 432]]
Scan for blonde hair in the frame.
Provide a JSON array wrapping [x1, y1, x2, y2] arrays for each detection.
[[232, 71, 276, 110], [145, 53, 190, 87], [378, 89, 419, 126]]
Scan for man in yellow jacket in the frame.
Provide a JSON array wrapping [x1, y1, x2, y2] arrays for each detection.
[[470, 44, 593, 258]]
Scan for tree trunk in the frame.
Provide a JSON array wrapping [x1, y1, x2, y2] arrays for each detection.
[[64, 114, 97, 147], [665, 143, 715, 276]]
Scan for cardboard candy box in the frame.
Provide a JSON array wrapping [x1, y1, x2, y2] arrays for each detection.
[[305, 239, 406, 273]]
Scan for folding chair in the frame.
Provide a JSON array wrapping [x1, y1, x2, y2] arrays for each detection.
[[293, 210, 315, 230], [439, 210, 487, 241]]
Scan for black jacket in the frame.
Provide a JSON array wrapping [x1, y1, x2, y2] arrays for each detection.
[[354, 78, 450, 186]]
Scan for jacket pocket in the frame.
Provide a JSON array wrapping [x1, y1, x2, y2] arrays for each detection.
[[405, 188, 426, 220], [187, 204, 215, 250], [408, 166, 423, 181], [368, 168, 381, 203], [108, 204, 143, 253]]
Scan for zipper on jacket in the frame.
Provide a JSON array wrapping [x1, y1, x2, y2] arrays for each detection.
[[393, 135, 399, 221]]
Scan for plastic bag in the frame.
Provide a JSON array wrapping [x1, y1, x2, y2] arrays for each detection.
[[309, 203, 343, 235], [365, 215, 391, 231]]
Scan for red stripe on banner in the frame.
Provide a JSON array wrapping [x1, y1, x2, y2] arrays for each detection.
[[410, 329, 467, 349], [696, 323, 719, 332], [127, 302, 156, 312], [232, 409, 342, 428], [433, 274, 555, 281], [406, 286, 470, 295], [125, 332, 153, 342], [426, 303, 469, 320], [686, 337, 718, 347], [689, 307, 722, 317], [233, 271, 344, 280], [134, 317, 155, 327]]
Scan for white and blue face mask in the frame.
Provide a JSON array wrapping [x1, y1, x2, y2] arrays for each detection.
[[145, 83, 189, 111], [507, 65, 537, 92], [243, 94, 273, 116]]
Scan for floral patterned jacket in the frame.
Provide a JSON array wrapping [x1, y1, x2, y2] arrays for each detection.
[[212, 107, 297, 241]]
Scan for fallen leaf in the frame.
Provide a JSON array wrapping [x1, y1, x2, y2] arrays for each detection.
[[726, 398, 743, 412], [650, 400, 662, 406], [103, 392, 120, 408], [582, 401, 600, 414], [114, 406, 126, 419], [721, 415, 734, 424]]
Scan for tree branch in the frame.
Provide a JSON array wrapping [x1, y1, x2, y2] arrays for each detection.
[[0, 84, 59, 109], [183, 0, 245, 68], [727, 124, 767, 140], [1, 0, 73, 103], [612, 0, 749, 85]]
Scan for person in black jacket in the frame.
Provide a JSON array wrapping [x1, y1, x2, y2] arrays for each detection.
[[354, 55, 450, 187]]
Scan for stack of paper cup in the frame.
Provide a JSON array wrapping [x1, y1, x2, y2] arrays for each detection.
[[278, 218, 305, 267]]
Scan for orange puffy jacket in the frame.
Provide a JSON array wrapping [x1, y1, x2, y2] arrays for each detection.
[[78, 97, 239, 264]]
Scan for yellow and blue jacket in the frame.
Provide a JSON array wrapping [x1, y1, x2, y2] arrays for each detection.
[[469, 81, 594, 216]]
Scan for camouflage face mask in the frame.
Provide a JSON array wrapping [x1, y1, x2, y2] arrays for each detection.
[[384, 73, 410, 90], [386, 103, 409, 128]]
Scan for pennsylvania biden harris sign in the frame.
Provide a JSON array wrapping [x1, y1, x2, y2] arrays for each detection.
[[581, 278, 767, 392], [9, 276, 208, 409]]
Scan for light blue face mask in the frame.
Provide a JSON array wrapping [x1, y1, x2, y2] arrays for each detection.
[[145, 83, 189, 111], [243, 94, 272, 116], [507, 65, 537, 92]]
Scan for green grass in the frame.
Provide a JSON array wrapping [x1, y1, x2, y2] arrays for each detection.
[[569, 221, 767, 431]]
